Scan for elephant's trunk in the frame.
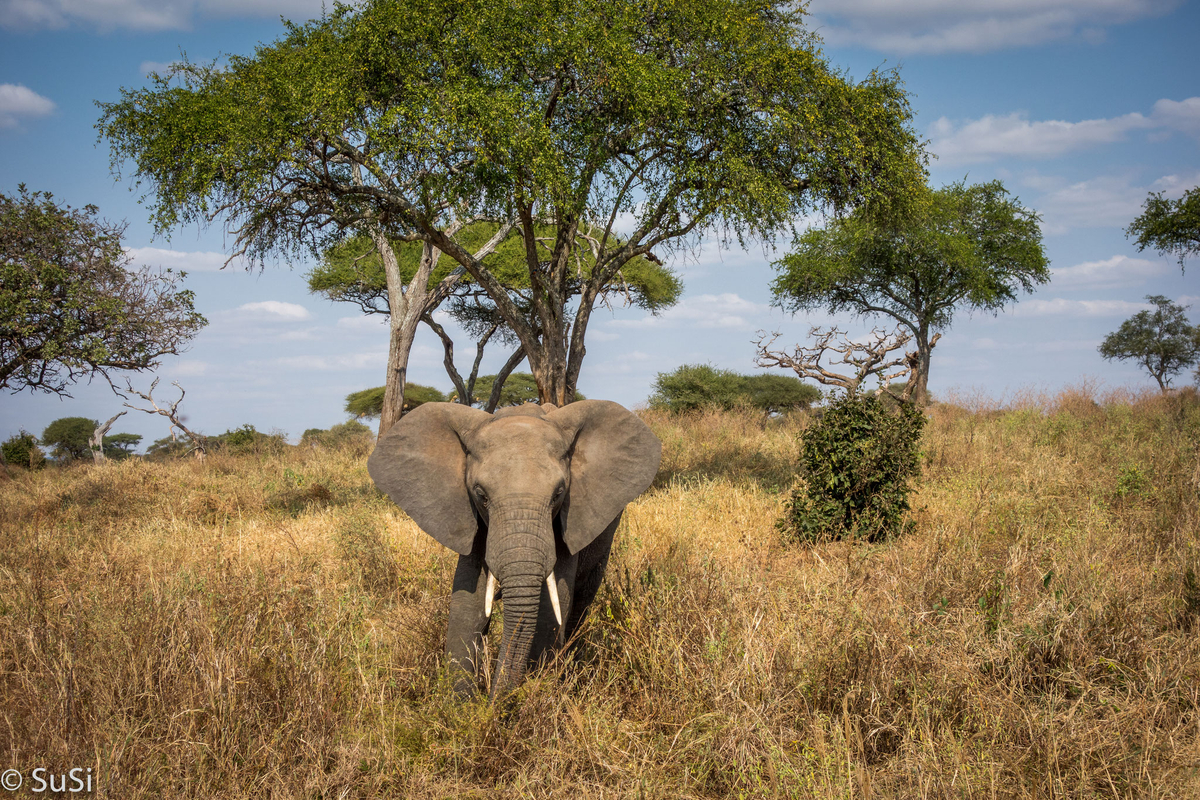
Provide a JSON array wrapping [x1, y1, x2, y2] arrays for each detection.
[[486, 501, 555, 701]]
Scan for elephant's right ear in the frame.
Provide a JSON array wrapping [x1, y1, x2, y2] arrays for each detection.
[[367, 402, 492, 555]]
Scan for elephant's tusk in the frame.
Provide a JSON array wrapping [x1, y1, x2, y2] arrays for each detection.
[[546, 571, 563, 627], [484, 570, 497, 619]]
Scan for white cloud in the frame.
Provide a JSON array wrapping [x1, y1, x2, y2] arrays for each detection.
[[272, 351, 388, 371], [929, 97, 1200, 165], [336, 315, 389, 331], [807, 0, 1178, 55], [1010, 298, 1151, 317], [1051, 255, 1167, 289], [126, 246, 246, 272], [588, 330, 621, 342], [0, 84, 55, 128], [610, 293, 775, 331], [235, 301, 312, 321], [1022, 172, 1148, 235], [0, 0, 325, 31]]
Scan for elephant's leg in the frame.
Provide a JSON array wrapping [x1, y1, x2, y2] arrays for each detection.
[[563, 512, 620, 644], [447, 549, 490, 697]]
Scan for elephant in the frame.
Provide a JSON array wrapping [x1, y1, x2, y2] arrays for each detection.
[[367, 399, 661, 699]]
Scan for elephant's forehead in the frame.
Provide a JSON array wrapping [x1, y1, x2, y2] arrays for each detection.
[[474, 416, 568, 458]]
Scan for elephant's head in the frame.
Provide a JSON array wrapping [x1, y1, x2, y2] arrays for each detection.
[[367, 400, 661, 697]]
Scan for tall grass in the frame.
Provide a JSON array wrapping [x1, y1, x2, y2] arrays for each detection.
[[1, 388, 1198, 798]]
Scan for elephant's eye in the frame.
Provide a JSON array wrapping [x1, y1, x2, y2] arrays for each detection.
[[474, 485, 488, 507], [552, 484, 565, 501]]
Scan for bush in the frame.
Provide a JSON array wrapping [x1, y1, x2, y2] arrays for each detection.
[[650, 364, 818, 413], [2, 430, 44, 469], [208, 424, 286, 455], [779, 393, 926, 543], [300, 420, 374, 450]]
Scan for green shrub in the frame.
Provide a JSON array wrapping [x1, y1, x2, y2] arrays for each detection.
[[650, 364, 819, 413], [2, 430, 45, 469], [779, 393, 926, 543], [300, 420, 374, 450], [208, 424, 286, 455]]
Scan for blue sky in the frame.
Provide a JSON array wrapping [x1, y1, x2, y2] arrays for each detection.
[[2, 0, 1198, 447]]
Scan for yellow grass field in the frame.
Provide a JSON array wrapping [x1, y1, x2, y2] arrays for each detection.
[[2, 388, 1198, 798]]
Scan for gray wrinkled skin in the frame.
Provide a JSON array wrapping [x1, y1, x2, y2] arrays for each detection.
[[368, 400, 661, 699]]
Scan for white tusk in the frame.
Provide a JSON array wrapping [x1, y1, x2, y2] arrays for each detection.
[[484, 570, 496, 619], [546, 571, 563, 627]]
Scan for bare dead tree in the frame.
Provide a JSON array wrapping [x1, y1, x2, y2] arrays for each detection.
[[123, 378, 207, 459], [754, 326, 941, 402], [89, 411, 127, 464]]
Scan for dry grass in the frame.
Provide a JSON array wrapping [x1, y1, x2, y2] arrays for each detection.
[[2, 388, 1199, 798]]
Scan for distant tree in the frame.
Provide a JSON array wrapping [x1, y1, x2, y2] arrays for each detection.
[[1099, 295, 1199, 393], [742, 374, 822, 414], [772, 181, 1049, 404], [344, 384, 446, 419], [99, 0, 924, 418], [0, 186, 206, 396], [309, 223, 681, 421], [41, 417, 97, 461], [649, 364, 818, 413], [102, 432, 142, 459], [1127, 187, 1200, 269], [2, 430, 44, 470], [650, 365, 749, 412], [463, 372, 577, 408]]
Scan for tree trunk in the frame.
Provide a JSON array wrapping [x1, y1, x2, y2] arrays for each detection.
[[90, 412, 127, 464], [374, 234, 434, 440], [485, 345, 527, 413], [911, 328, 941, 406]]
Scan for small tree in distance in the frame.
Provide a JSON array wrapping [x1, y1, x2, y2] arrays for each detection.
[[1099, 295, 1199, 393], [649, 364, 819, 414], [771, 180, 1048, 405]]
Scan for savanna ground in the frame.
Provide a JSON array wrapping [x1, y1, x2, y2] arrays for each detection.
[[2, 387, 1199, 798]]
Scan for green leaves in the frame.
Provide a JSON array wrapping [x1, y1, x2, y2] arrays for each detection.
[[0, 187, 207, 395], [649, 364, 819, 413], [1127, 187, 1200, 269], [779, 393, 925, 544]]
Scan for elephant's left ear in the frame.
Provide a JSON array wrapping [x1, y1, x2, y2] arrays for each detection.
[[547, 400, 662, 554]]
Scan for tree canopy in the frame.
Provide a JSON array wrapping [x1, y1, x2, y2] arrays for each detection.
[[1098, 295, 1199, 393], [649, 364, 819, 413], [1, 187, 207, 395], [41, 417, 97, 461], [345, 383, 446, 419], [1127, 187, 1200, 269], [99, 0, 925, 406], [771, 180, 1048, 404]]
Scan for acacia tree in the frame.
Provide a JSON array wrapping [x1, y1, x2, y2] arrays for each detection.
[[99, 0, 923, 428], [1099, 295, 1199, 393], [309, 222, 680, 411], [1127, 187, 1199, 269], [771, 180, 1048, 405], [1, 187, 206, 395]]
